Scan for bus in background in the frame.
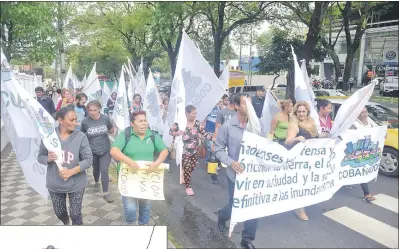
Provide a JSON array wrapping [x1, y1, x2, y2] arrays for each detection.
[[228, 69, 246, 94]]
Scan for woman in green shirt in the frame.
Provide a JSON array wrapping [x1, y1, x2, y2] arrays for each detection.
[[110, 111, 168, 225], [270, 99, 293, 144]]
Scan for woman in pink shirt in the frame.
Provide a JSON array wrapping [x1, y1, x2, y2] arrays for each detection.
[[316, 99, 332, 137]]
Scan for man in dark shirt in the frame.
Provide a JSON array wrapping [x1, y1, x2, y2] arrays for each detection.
[[251, 86, 265, 119], [35, 86, 56, 117]]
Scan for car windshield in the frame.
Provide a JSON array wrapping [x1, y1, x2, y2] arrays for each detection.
[[367, 104, 399, 129]]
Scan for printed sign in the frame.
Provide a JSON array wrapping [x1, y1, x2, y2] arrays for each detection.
[[229, 126, 387, 236]]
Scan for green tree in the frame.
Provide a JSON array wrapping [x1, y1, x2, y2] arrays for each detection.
[[196, 2, 275, 76], [149, 2, 197, 78], [257, 28, 326, 90], [68, 2, 162, 79], [1, 2, 58, 63]]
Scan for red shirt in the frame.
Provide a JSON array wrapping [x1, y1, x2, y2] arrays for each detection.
[[319, 115, 332, 133]]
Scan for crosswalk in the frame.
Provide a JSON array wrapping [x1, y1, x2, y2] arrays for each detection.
[[323, 194, 398, 248]]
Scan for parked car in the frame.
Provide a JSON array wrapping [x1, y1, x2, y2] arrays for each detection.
[[380, 76, 399, 96], [229, 85, 258, 97], [270, 84, 287, 93], [328, 98, 399, 177], [313, 89, 347, 98]]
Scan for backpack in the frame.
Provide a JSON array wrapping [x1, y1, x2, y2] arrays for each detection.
[[121, 127, 156, 154]]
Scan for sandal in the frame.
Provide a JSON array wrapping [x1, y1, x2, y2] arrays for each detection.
[[363, 194, 376, 202]]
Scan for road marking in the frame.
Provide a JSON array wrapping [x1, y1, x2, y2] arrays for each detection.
[[371, 194, 398, 214], [324, 206, 398, 249]]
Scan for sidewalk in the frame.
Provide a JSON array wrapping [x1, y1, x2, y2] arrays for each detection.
[[0, 148, 175, 249]]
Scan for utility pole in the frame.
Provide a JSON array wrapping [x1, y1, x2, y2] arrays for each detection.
[[248, 25, 253, 85], [55, 57, 58, 87], [58, 2, 66, 87]]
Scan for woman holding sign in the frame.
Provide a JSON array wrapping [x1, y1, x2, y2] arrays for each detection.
[[110, 111, 168, 225], [285, 101, 319, 221], [169, 105, 213, 196], [37, 106, 93, 225]]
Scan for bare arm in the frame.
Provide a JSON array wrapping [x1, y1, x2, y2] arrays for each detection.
[[269, 113, 280, 137], [285, 122, 300, 145]]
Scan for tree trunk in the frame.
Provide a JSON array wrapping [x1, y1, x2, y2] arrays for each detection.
[[324, 46, 342, 81], [285, 63, 296, 104], [271, 73, 280, 90], [167, 49, 177, 80], [213, 36, 222, 77], [342, 49, 356, 91], [302, 2, 329, 65]]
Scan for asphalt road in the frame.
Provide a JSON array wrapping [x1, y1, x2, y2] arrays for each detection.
[[152, 158, 398, 248]]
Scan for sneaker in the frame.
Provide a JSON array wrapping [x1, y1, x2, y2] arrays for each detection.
[[103, 193, 114, 203], [185, 188, 194, 196], [210, 174, 219, 184], [94, 182, 101, 192], [294, 208, 309, 221]]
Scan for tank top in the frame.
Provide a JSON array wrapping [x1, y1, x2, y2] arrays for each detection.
[[274, 121, 289, 140], [285, 127, 316, 150], [319, 115, 332, 134]]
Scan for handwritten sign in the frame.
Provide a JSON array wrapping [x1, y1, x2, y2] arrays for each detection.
[[118, 161, 169, 200]]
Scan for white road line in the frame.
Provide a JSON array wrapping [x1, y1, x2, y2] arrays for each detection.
[[371, 194, 398, 214], [324, 206, 398, 249]]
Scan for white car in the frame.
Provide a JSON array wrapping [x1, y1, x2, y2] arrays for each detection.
[[313, 89, 347, 97], [380, 76, 399, 96]]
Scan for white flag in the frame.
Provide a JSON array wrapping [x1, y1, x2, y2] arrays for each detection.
[[292, 46, 321, 133], [260, 90, 279, 135], [81, 74, 87, 89], [180, 32, 225, 121], [219, 63, 230, 89], [113, 67, 130, 131], [162, 31, 225, 147], [300, 60, 316, 102], [143, 69, 164, 132], [63, 65, 74, 91], [102, 82, 111, 112], [330, 82, 376, 137], [1, 50, 64, 199], [135, 59, 146, 99], [245, 97, 262, 135], [84, 63, 102, 102]]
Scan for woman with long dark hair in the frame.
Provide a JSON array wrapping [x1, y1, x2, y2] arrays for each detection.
[[37, 106, 93, 225]]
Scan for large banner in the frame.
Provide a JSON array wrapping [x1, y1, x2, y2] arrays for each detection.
[[229, 126, 387, 235], [118, 161, 169, 200]]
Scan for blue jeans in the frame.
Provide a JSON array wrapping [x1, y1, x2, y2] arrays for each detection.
[[205, 138, 213, 162], [121, 196, 151, 225], [219, 176, 258, 242]]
